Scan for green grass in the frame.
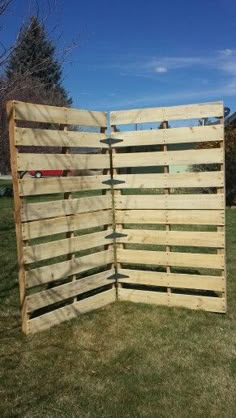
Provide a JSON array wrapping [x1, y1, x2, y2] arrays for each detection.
[[1, 187, 236, 417]]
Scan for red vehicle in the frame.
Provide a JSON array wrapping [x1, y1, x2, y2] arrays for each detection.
[[29, 170, 63, 178]]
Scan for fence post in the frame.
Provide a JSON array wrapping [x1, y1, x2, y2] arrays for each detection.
[[7, 101, 29, 334]]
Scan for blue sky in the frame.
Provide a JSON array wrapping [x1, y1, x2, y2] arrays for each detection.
[[2, 0, 236, 112]]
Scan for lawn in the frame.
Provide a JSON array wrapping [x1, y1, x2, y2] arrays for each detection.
[[0, 182, 236, 418]]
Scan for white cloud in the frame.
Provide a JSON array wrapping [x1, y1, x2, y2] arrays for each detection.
[[155, 66, 167, 73], [219, 48, 234, 56]]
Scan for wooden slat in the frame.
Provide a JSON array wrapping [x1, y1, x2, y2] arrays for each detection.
[[27, 269, 115, 312], [111, 172, 224, 189], [19, 175, 110, 196], [14, 101, 107, 127], [15, 127, 108, 147], [118, 288, 226, 313], [22, 210, 113, 240], [112, 148, 223, 168], [17, 153, 110, 171], [26, 249, 113, 288], [115, 194, 224, 210], [21, 195, 112, 222], [117, 249, 224, 269], [118, 269, 224, 291], [118, 229, 224, 248], [23, 228, 113, 264], [111, 125, 223, 147], [116, 209, 225, 225], [28, 289, 116, 334], [110, 102, 223, 125]]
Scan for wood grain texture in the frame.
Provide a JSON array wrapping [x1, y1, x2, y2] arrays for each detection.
[[28, 289, 116, 334], [111, 171, 224, 189], [112, 148, 223, 168], [115, 194, 224, 210], [22, 210, 113, 239], [116, 209, 225, 225], [118, 288, 226, 313], [15, 127, 107, 147], [14, 101, 107, 127], [118, 229, 224, 248], [110, 102, 223, 125], [26, 249, 113, 288], [17, 153, 110, 171], [19, 175, 110, 196], [118, 268, 224, 291], [117, 248, 224, 269], [27, 269, 115, 312], [21, 195, 112, 221], [110, 124, 223, 147], [23, 228, 113, 264]]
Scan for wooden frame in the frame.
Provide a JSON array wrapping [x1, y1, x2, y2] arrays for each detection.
[[7, 100, 226, 334]]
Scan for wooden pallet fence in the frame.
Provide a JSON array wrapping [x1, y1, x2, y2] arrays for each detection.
[[8, 100, 227, 334], [7, 101, 115, 334]]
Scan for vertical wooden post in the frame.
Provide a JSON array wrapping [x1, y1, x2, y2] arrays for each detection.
[[162, 121, 171, 301], [7, 101, 29, 333], [62, 116, 77, 302], [218, 116, 227, 309]]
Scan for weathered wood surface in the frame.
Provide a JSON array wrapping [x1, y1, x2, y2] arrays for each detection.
[[19, 175, 110, 196], [112, 148, 223, 168], [115, 194, 224, 210], [17, 153, 110, 171], [117, 248, 224, 269], [26, 249, 113, 288], [23, 228, 113, 264], [118, 229, 224, 248], [15, 127, 107, 147], [110, 125, 223, 147], [118, 288, 226, 313], [110, 102, 223, 125], [22, 210, 113, 239], [14, 101, 107, 127], [21, 195, 112, 221], [28, 289, 116, 334], [27, 269, 114, 312], [116, 209, 225, 225], [118, 268, 224, 291]]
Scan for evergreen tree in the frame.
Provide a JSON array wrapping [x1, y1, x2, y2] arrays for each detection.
[[6, 16, 71, 105]]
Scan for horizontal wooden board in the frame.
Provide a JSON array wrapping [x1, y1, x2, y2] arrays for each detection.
[[27, 269, 115, 312], [110, 102, 223, 125], [117, 249, 224, 269], [23, 228, 113, 264], [116, 209, 225, 225], [118, 269, 224, 291], [118, 229, 224, 248], [21, 195, 112, 222], [113, 148, 223, 168], [112, 171, 223, 189], [13, 101, 107, 127], [26, 249, 113, 288], [17, 153, 110, 171], [28, 289, 116, 334], [111, 125, 223, 147], [15, 127, 107, 148], [118, 288, 226, 313], [19, 175, 110, 196], [115, 194, 224, 210], [22, 210, 113, 240]]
